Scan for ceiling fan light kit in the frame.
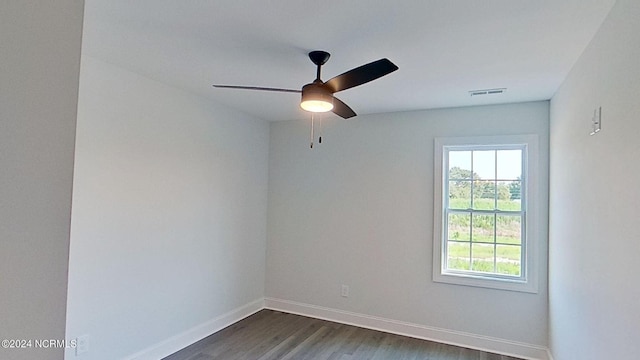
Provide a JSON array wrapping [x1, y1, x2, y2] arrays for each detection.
[[300, 83, 334, 112]]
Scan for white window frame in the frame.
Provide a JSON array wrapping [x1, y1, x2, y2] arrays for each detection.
[[433, 135, 539, 293]]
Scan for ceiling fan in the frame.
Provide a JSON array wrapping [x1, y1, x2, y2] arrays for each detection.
[[213, 50, 399, 119]]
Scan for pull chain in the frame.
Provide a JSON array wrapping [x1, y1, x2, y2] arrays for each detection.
[[310, 113, 314, 149], [309, 114, 324, 149]]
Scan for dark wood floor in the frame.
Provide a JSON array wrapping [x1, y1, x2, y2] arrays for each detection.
[[163, 309, 523, 360]]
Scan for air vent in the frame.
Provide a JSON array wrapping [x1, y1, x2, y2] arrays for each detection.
[[469, 88, 507, 97]]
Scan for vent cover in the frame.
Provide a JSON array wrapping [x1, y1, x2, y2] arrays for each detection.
[[469, 88, 507, 97]]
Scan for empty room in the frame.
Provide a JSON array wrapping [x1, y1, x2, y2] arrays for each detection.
[[2, 1, 638, 360]]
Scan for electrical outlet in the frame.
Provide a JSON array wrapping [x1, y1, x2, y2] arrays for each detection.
[[341, 285, 349, 298], [76, 335, 89, 356]]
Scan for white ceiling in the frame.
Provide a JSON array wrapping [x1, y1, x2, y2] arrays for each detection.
[[82, 0, 616, 121]]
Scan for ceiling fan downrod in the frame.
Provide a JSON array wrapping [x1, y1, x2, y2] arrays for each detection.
[[308, 50, 331, 82]]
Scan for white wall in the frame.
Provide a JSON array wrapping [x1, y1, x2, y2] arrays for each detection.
[[0, 2, 84, 360], [266, 102, 549, 354], [65, 56, 269, 360], [549, 0, 640, 358]]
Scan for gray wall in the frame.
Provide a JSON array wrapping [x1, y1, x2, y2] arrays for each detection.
[[65, 56, 269, 360], [549, 0, 640, 358], [0, 1, 84, 360], [266, 102, 549, 351]]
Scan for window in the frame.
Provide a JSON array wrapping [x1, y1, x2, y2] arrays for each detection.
[[433, 135, 539, 293]]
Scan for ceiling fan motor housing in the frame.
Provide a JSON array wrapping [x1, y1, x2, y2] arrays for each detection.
[[300, 83, 334, 112]]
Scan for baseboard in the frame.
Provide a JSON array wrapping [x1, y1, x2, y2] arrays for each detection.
[[264, 297, 550, 360], [122, 297, 551, 360], [124, 298, 265, 360], [547, 348, 555, 360]]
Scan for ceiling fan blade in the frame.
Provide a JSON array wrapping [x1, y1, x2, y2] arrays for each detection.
[[331, 96, 357, 119], [324, 58, 398, 93], [212, 85, 301, 93]]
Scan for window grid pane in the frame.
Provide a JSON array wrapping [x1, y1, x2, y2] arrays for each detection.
[[448, 213, 470, 241], [448, 180, 471, 209], [447, 241, 470, 271]]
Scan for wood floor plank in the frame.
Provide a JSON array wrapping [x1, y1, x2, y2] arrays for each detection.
[[207, 311, 302, 360], [261, 319, 327, 360], [163, 310, 524, 360]]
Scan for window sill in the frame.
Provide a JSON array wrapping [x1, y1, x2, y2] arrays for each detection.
[[433, 271, 538, 293]]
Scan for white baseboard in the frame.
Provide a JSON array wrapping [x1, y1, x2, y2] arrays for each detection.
[[122, 297, 551, 360], [124, 298, 264, 360], [264, 297, 550, 360], [547, 348, 555, 360]]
